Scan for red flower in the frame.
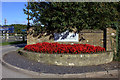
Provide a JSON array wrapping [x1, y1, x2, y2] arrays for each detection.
[[24, 42, 105, 54]]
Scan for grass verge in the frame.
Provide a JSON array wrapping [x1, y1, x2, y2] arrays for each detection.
[[113, 56, 120, 62], [0, 41, 27, 46]]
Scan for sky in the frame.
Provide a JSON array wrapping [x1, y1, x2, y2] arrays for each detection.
[[1, 2, 29, 25]]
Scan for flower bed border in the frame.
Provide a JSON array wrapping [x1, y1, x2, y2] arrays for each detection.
[[18, 49, 113, 66]]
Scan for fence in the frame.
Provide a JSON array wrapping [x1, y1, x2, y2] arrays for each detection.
[[0, 33, 27, 42]]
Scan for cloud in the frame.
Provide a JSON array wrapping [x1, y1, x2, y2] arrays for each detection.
[[13, 20, 28, 25], [1, 0, 47, 2], [0, 20, 2, 25], [14, 20, 24, 24], [22, 21, 27, 24], [14, 20, 19, 23]]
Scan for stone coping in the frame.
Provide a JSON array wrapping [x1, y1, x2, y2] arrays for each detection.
[[18, 50, 113, 66]]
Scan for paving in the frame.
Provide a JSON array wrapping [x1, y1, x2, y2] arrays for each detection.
[[3, 51, 119, 74]]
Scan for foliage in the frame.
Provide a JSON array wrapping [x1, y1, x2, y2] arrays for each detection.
[[116, 24, 120, 61], [2, 24, 26, 34], [3, 24, 27, 33], [10, 24, 27, 34], [0, 41, 27, 46], [24, 2, 119, 33], [3, 24, 27, 34], [109, 2, 120, 61]]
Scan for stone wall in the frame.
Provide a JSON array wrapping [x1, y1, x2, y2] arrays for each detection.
[[106, 28, 116, 51], [19, 50, 113, 66], [27, 27, 116, 51], [78, 30, 103, 47], [27, 27, 54, 45]]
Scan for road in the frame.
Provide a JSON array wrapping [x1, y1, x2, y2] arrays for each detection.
[[1, 44, 36, 78], [0, 36, 27, 43], [0, 44, 119, 78]]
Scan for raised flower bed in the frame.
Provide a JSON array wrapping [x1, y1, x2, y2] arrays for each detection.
[[24, 42, 105, 54], [19, 42, 113, 66]]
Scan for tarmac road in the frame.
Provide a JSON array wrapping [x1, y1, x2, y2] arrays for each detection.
[[1, 44, 35, 78]]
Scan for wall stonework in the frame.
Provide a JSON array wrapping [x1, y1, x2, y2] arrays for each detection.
[[27, 27, 116, 51], [27, 27, 54, 45], [19, 50, 113, 66], [79, 30, 103, 47], [106, 28, 116, 51]]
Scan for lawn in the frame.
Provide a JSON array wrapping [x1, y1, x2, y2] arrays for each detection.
[[0, 41, 27, 46]]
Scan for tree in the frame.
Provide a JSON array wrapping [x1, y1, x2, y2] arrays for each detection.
[[10, 24, 27, 34], [24, 2, 119, 33], [2, 24, 27, 34], [114, 2, 120, 60]]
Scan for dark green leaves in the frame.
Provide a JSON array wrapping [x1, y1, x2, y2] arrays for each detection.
[[24, 2, 119, 33]]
